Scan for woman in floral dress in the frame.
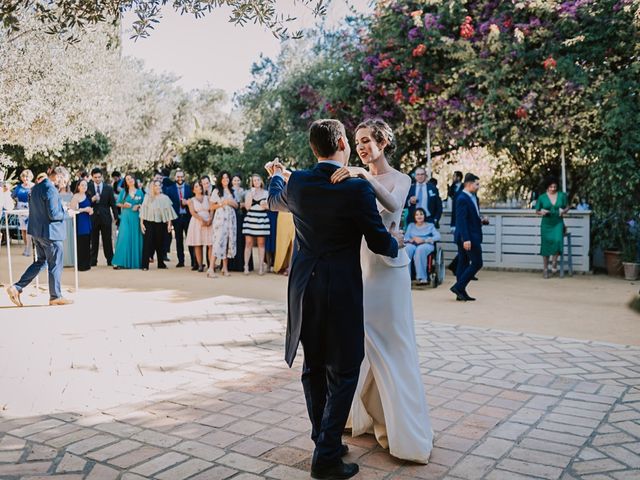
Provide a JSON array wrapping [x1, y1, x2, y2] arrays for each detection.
[[209, 171, 238, 277]]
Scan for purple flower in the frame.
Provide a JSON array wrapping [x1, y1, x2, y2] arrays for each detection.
[[408, 27, 422, 41], [479, 21, 492, 36], [559, 0, 593, 18], [365, 55, 378, 66], [423, 13, 442, 31], [613, 0, 631, 12]]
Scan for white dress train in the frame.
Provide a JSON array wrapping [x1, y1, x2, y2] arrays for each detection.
[[348, 170, 433, 464]]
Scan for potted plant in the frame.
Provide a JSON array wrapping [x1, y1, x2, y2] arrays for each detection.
[[622, 220, 640, 281], [593, 213, 625, 276]]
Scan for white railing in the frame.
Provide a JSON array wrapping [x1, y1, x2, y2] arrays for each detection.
[[439, 209, 591, 273]]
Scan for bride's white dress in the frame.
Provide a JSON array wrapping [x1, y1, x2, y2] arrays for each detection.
[[348, 169, 433, 464]]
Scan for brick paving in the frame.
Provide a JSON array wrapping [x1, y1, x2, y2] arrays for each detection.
[[0, 296, 639, 479]]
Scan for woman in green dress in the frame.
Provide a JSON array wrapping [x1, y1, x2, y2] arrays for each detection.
[[112, 174, 145, 269], [535, 178, 571, 278]]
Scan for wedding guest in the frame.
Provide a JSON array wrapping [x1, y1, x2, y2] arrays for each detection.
[[576, 197, 590, 211], [209, 171, 238, 277], [112, 171, 124, 195], [200, 175, 212, 196], [274, 211, 295, 274], [266, 209, 278, 273], [406, 166, 442, 228], [112, 174, 145, 270], [0, 180, 15, 247], [11, 169, 34, 256], [6, 166, 73, 307], [536, 177, 570, 278], [447, 171, 464, 200], [200, 174, 214, 267], [451, 173, 484, 301], [242, 174, 270, 275], [70, 170, 88, 193], [140, 180, 176, 271], [164, 169, 193, 268], [185, 180, 213, 272], [69, 180, 94, 271], [59, 181, 76, 267], [404, 208, 441, 285], [87, 167, 118, 266], [229, 174, 248, 272]]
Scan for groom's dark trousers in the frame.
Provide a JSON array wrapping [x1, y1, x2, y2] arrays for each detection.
[[452, 191, 483, 293], [268, 163, 398, 469]]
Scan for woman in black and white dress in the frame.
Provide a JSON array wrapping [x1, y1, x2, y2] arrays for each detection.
[[242, 174, 270, 275]]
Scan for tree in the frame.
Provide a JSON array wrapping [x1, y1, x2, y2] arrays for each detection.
[[0, 16, 130, 156], [238, 0, 640, 249], [0, 0, 327, 42], [179, 139, 240, 178]]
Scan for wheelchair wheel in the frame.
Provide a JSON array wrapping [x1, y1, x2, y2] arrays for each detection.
[[433, 247, 445, 287]]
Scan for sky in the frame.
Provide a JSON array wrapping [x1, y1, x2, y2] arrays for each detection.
[[121, 0, 371, 107]]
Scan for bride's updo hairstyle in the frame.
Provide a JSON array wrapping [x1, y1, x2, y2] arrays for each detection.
[[355, 118, 397, 157]]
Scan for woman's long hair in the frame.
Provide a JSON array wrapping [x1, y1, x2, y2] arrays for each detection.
[[215, 171, 234, 198]]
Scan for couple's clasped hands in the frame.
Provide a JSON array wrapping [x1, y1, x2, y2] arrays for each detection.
[[264, 158, 291, 180]]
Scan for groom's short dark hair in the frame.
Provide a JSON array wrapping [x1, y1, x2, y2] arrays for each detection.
[[309, 119, 346, 158]]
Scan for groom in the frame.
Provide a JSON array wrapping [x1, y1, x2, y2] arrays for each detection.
[[267, 119, 402, 479]]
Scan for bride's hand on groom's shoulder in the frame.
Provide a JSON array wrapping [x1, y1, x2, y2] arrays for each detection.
[[330, 166, 367, 184]]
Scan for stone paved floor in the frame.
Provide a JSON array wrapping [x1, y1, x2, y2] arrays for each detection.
[[1, 296, 639, 480]]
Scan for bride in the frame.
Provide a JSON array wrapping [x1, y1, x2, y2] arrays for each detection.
[[330, 119, 433, 464]]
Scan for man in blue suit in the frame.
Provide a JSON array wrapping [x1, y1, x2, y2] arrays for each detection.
[[268, 119, 402, 480], [406, 166, 442, 227], [451, 173, 484, 302], [164, 169, 193, 268], [7, 166, 73, 307]]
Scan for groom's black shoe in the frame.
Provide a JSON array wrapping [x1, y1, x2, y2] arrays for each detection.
[[463, 291, 476, 301], [311, 460, 359, 479], [450, 285, 467, 302]]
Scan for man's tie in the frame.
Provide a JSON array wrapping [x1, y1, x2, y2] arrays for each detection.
[[416, 184, 424, 209]]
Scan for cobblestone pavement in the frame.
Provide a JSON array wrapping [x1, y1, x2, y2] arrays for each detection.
[[1, 296, 639, 480]]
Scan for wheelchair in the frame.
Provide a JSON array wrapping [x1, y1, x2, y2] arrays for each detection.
[[409, 241, 445, 288]]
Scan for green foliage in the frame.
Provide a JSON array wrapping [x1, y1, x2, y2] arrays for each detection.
[[179, 138, 241, 180], [1, 132, 112, 177], [239, 0, 640, 250], [1, 0, 327, 43]]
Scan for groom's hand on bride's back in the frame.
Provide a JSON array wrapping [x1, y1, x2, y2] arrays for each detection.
[[389, 222, 405, 249]]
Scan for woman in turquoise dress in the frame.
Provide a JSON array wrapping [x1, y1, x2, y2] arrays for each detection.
[[112, 174, 145, 269], [535, 177, 571, 278]]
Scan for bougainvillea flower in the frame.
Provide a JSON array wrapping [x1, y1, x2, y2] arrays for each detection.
[[412, 44, 427, 57], [543, 56, 557, 70]]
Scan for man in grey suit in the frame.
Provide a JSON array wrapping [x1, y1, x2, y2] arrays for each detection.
[[6, 166, 73, 307]]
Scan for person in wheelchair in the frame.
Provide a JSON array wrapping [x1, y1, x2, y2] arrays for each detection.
[[404, 208, 441, 285]]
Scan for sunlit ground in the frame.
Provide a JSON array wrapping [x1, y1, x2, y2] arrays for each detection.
[[1, 246, 639, 479]]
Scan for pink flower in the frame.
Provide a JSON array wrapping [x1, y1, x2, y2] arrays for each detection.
[[460, 16, 474, 39], [412, 44, 427, 57], [543, 56, 557, 70]]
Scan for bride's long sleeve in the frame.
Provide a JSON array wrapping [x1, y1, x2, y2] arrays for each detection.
[[367, 173, 411, 214]]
